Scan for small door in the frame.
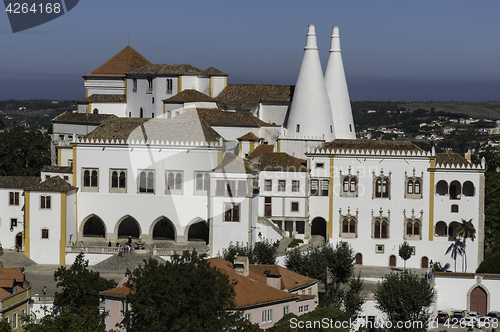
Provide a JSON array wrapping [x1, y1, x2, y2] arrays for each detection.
[[355, 253, 363, 265], [470, 287, 487, 316], [389, 255, 396, 267], [421, 256, 429, 268]]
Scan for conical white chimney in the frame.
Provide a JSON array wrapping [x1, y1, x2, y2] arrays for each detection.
[[286, 25, 335, 141], [325, 26, 356, 139]]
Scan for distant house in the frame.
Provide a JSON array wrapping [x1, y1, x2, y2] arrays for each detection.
[[100, 257, 317, 331], [0, 262, 32, 331]]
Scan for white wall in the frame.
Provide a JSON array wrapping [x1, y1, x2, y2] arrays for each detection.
[[0, 188, 25, 250]]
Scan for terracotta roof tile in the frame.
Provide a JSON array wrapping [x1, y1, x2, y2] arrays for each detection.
[[248, 144, 274, 158], [237, 132, 259, 141], [53, 111, 115, 125], [77, 94, 126, 104], [249, 153, 307, 172], [217, 84, 294, 110], [102, 285, 131, 297], [0, 288, 11, 300], [26, 176, 76, 193], [197, 108, 278, 128], [41, 166, 73, 174], [163, 89, 217, 103], [201, 67, 228, 76], [321, 139, 424, 153], [84, 46, 151, 77], [436, 150, 471, 167], [0, 176, 40, 189], [249, 265, 318, 291], [128, 64, 203, 75], [208, 258, 298, 308]]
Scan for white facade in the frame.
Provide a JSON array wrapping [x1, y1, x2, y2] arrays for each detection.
[[0, 188, 26, 250]]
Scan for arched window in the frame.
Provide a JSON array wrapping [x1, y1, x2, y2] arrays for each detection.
[[147, 172, 154, 193], [435, 221, 447, 237], [381, 221, 388, 238], [436, 180, 448, 195], [414, 222, 420, 235], [139, 170, 154, 193], [414, 180, 421, 194], [376, 179, 383, 198], [91, 171, 98, 187], [374, 221, 381, 238], [83, 170, 90, 187], [349, 219, 356, 233], [139, 172, 146, 192], [196, 173, 203, 190], [407, 180, 413, 194], [350, 178, 356, 192], [355, 253, 362, 265], [463, 181, 475, 196], [382, 179, 389, 197], [407, 222, 413, 235], [111, 171, 118, 188], [175, 173, 182, 190], [343, 178, 349, 192], [168, 173, 174, 190], [119, 171, 126, 188], [343, 219, 349, 233], [449, 181, 461, 199]]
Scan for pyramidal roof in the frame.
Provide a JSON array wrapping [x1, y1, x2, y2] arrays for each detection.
[[84, 46, 151, 77]]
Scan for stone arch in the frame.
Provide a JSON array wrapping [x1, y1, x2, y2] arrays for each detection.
[[80, 214, 107, 238], [467, 283, 490, 316], [115, 215, 141, 239], [185, 218, 209, 244], [449, 221, 459, 240], [449, 180, 461, 199], [436, 180, 448, 196], [150, 216, 176, 241], [355, 253, 363, 265], [15, 232, 22, 248], [463, 181, 475, 197], [311, 217, 327, 240], [389, 255, 396, 267], [435, 221, 448, 237]]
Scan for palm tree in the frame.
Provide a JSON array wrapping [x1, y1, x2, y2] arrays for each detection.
[[445, 240, 464, 272], [456, 218, 476, 272]]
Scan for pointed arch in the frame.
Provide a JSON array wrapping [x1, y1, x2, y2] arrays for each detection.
[[150, 216, 176, 241], [467, 284, 490, 316], [115, 215, 141, 239], [184, 218, 209, 244], [80, 214, 107, 238], [311, 217, 327, 240]]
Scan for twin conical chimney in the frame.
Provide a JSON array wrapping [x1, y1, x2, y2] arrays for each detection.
[[325, 26, 356, 139], [286, 25, 355, 141], [285, 25, 335, 141]]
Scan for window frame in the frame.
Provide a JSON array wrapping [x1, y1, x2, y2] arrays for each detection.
[[41, 228, 49, 239], [373, 174, 390, 199], [166, 78, 173, 94], [291, 201, 299, 212], [264, 179, 272, 191], [278, 180, 286, 192], [292, 180, 300, 192], [165, 171, 183, 195], [224, 203, 240, 222], [146, 76, 153, 94], [372, 217, 389, 239], [82, 168, 99, 192], [109, 169, 127, 193], [138, 170, 155, 194], [405, 173, 423, 199], [132, 78, 137, 92], [194, 171, 210, 195], [40, 195, 51, 209], [9, 191, 20, 206]]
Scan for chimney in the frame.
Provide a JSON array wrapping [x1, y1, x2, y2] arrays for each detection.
[[286, 25, 335, 141], [324, 26, 356, 139], [234, 256, 249, 277]]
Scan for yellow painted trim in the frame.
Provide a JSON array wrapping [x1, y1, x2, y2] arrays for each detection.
[[429, 157, 436, 241], [210, 77, 214, 97], [218, 149, 223, 165], [250, 141, 255, 153], [72, 145, 77, 186], [23, 192, 30, 258], [87, 103, 91, 114], [123, 78, 127, 99], [224, 77, 227, 88], [277, 139, 281, 152], [328, 156, 334, 238], [238, 142, 242, 156], [60, 193, 67, 265], [85, 79, 88, 98], [57, 148, 62, 167], [178, 76, 182, 94]]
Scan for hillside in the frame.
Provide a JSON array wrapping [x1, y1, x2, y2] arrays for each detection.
[[397, 102, 500, 120]]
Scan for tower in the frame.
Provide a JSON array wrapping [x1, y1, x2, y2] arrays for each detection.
[[324, 26, 356, 139], [285, 25, 335, 141]]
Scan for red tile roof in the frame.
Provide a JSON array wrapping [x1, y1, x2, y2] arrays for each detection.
[[163, 89, 217, 103], [84, 46, 151, 77], [248, 144, 274, 157]]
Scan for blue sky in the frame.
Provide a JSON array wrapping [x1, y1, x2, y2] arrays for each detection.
[[1, 0, 499, 101]]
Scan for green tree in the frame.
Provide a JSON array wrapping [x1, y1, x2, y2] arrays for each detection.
[[0, 318, 11, 332], [0, 126, 50, 176], [476, 252, 500, 274], [124, 251, 240, 332], [398, 241, 412, 271], [343, 273, 365, 319], [445, 240, 464, 272], [220, 240, 277, 265], [456, 218, 476, 272], [374, 272, 435, 332], [484, 172, 500, 251], [268, 307, 349, 332], [22, 306, 108, 332], [53, 253, 116, 313]]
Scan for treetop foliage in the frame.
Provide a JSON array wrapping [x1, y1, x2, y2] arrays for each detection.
[[476, 252, 500, 274], [220, 240, 277, 265]]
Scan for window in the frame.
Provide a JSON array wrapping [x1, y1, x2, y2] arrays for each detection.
[[11, 218, 17, 227], [42, 229, 49, 239], [244, 313, 251, 321], [147, 77, 153, 94], [311, 179, 328, 196], [373, 218, 389, 239], [264, 197, 272, 217], [321, 179, 329, 196], [404, 218, 422, 240], [152, 97, 155, 104], [82, 168, 99, 192], [262, 309, 273, 324], [237, 181, 247, 197], [308, 288, 312, 295], [296, 124, 300, 132], [278, 180, 286, 191], [110, 169, 127, 193], [451, 204, 459, 213], [264, 180, 272, 191], [133, 78, 137, 92], [373, 172, 390, 199], [40, 196, 51, 209], [291, 202, 299, 212], [311, 179, 318, 196], [315, 163, 324, 169], [224, 203, 240, 222], [292, 180, 299, 192], [375, 244, 385, 253], [304, 305, 309, 312], [215, 180, 245, 197], [120, 300, 128, 317], [283, 305, 289, 315], [405, 171, 423, 199], [12, 312, 17, 330], [342, 218, 356, 233], [9, 192, 19, 205], [166, 79, 173, 94], [138, 170, 155, 193], [20, 309, 25, 326], [63, 176, 69, 181], [194, 172, 210, 194], [166, 171, 182, 194]]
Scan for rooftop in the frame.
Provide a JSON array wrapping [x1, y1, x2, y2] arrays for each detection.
[[41, 166, 73, 174], [249, 264, 318, 291], [163, 89, 217, 104], [321, 139, 424, 153], [217, 84, 293, 111], [128, 64, 201, 75], [249, 152, 307, 172], [197, 108, 277, 128], [0, 176, 40, 189], [248, 144, 275, 158], [435, 150, 471, 167], [212, 153, 254, 174], [52, 111, 116, 125], [77, 94, 127, 104], [84, 45, 151, 77], [26, 176, 77, 193]]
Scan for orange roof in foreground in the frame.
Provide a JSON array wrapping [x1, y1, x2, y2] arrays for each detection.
[[208, 258, 298, 308], [249, 265, 318, 291]]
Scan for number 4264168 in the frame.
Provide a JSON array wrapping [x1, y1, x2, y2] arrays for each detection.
[[5, 2, 61, 14]]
